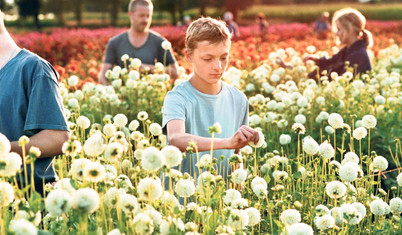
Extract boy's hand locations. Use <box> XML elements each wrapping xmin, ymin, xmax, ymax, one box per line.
<box><xmin>226</xmin><ymin>125</ymin><xmax>259</xmax><ymax>149</ymax></box>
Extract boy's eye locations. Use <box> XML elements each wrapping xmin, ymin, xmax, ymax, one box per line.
<box><xmin>203</xmin><ymin>58</ymin><xmax>212</xmax><ymax>61</ymax></box>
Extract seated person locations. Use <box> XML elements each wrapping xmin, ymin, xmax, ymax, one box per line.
<box><xmin>98</xmin><ymin>0</ymin><xmax>178</xmax><ymax>84</ymax></box>
<box><xmin>314</xmin><ymin>11</ymin><xmax>331</xmax><ymax>37</ymax></box>
<box><xmin>162</xmin><ymin>17</ymin><xmax>259</xmax><ymax>179</ymax></box>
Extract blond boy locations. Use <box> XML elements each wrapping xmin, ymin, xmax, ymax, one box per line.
<box><xmin>162</xmin><ymin>17</ymin><xmax>259</xmax><ymax>177</ymax></box>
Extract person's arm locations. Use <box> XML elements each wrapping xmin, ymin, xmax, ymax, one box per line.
<box><xmin>10</xmin><ymin>130</ymin><xmax>70</xmax><ymax>158</ymax></box>
<box><xmin>98</xmin><ymin>62</ymin><xmax>113</xmax><ymax>85</ymax></box>
<box><xmin>167</xmin><ymin>119</ymin><xmax>259</xmax><ymax>152</ymax></box>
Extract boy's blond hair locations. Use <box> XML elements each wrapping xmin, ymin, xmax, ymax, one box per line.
<box><xmin>185</xmin><ymin>17</ymin><xmax>231</xmax><ymax>54</ymax></box>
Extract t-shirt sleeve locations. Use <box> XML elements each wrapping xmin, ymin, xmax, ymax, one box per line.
<box><xmin>104</xmin><ymin>39</ymin><xmax>116</xmax><ymax>65</ymax></box>
<box><xmin>241</xmin><ymin>96</ymin><xmax>249</xmax><ymax>126</ymax></box>
<box><xmin>24</xmin><ymin>70</ymin><xmax>68</xmax><ymax>133</ymax></box>
<box><xmin>162</xmin><ymin>91</ymin><xmax>186</xmax><ymax>128</ymax></box>
<box><xmin>346</xmin><ymin>50</ymin><xmax>371</xmax><ymax>74</ymax></box>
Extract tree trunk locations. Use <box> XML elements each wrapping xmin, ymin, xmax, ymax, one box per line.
<box><xmin>110</xmin><ymin>0</ymin><xmax>120</xmax><ymax>26</ymax></box>
<box><xmin>199</xmin><ymin>0</ymin><xmax>207</xmax><ymax>16</ymax></box>
<box><xmin>74</xmin><ymin>0</ymin><xmax>83</xmax><ymax>26</ymax></box>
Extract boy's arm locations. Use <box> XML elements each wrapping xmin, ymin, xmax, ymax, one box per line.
<box><xmin>167</xmin><ymin>119</ymin><xmax>259</xmax><ymax>152</ymax></box>
<box><xmin>10</xmin><ymin>130</ymin><xmax>70</xmax><ymax>159</ymax></box>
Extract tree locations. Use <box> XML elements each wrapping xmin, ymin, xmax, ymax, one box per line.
<box><xmin>109</xmin><ymin>0</ymin><xmax>120</xmax><ymax>26</ymax></box>
<box><xmin>74</xmin><ymin>0</ymin><xmax>84</xmax><ymax>26</ymax></box>
<box><xmin>42</xmin><ymin>0</ymin><xmax>68</xmax><ymax>26</ymax></box>
<box><xmin>15</xmin><ymin>0</ymin><xmax>41</xmax><ymax>29</ymax></box>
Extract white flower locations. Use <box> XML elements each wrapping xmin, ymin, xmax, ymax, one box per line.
<box><xmin>294</xmin><ymin>114</ymin><xmax>306</xmax><ymax>124</ymax></box>
<box><xmin>68</xmin><ymin>75</ymin><xmax>79</xmax><ymax>87</ymax></box>
<box><xmin>175</xmin><ymin>179</ymin><xmax>195</xmax><ymax>198</ymax></box>
<box><xmin>303</xmin><ymin>136</ymin><xmax>319</xmax><ymax>155</ymax></box>
<box><xmin>273</xmin><ymin>170</ymin><xmax>288</xmax><ymax>182</ymax></box>
<box><xmin>249</xmin><ymin>130</ymin><xmax>265</xmax><ymax>148</ymax></box>
<box><xmin>68</xmin><ymin>98</ymin><xmax>79</xmax><ymax>108</ymax></box>
<box><xmin>297</xmin><ymin>97</ymin><xmax>308</xmax><ymax>108</ymax></box>
<box><xmin>161</xmin><ymin>40</ymin><xmax>172</xmax><ymax>50</ymax></box>
<box><xmin>280</xmin><ymin>209</ymin><xmax>301</xmax><ymax>226</ymax></box>
<box><xmin>232</xmin><ymin>168</ymin><xmax>248</xmax><ymax>184</ymax></box>
<box><xmin>45</xmin><ymin>189</ymin><xmax>71</xmax><ymax>217</ymax></box>
<box><xmin>149</xmin><ymin>123</ymin><xmax>162</xmax><ymax>136</ymax></box>
<box><xmin>375</xmin><ymin>95</ymin><xmax>385</xmax><ymax>104</ymax></box>
<box><xmin>54</xmin><ymin>178</ymin><xmax>76</xmax><ymax>194</ymax></box>
<box><xmin>325</xmin><ymin>125</ymin><xmax>334</xmax><ymax>134</ymax></box>
<box><xmin>121</xmin><ymin>54</ymin><xmax>129</xmax><ymax>62</ymax></box>
<box><xmin>245</xmin><ymin>207</ymin><xmax>261</xmax><ymax>226</ymax></box>
<box><xmin>161</xmin><ymin>145</ymin><xmax>182</xmax><ymax>168</ymax></box>
<box><xmin>83</xmin><ymin>131</ymin><xmax>105</xmax><ymax>157</ymax></box>
<box><xmin>104</xmin><ymin>187</ymin><xmax>126</xmax><ymax>208</ymax></box>
<box><xmin>133</xmin><ymin>213</ymin><xmax>154</xmax><ymax>234</ymax></box>
<box><xmin>279</xmin><ymin>134</ymin><xmax>291</xmax><ymax>145</ymax></box>
<box><xmin>251</xmin><ymin>177</ymin><xmax>267</xmax><ymax>190</ymax></box>
<box><xmin>373</xmin><ymin>156</ymin><xmax>388</xmax><ymax>171</ymax></box>
<box><xmin>137</xmin><ymin>177</ymin><xmax>162</xmax><ymax>201</ymax></box>
<box><xmin>228</xmin><ymin>209</ymin><xmax>249</xmax><ymax>229</ymax></box>
<box><xmin>9</xmin><ymin>219</ymin><xmax>37</xmax><ymax>235</ymax></box>
<box><xmin>137</xmin><ymin>111</ymin><xmax>148</xmax><ymax>121</ymax></box>
<box><xmin>120</xmin><ymin>194</ymin><xmax>138</xmax><ymax>214</ymax></box>
<box><xmin>195</xmin><ymin>154</ymin><xmax>212</xmax><ymax>168</ymax></box>
<box><xmin>83</xmin><ymin>161</ymin><xmax>106</xmax><ymax>183</ymax></box>
<box><xmin>288</xmin><ymin>222</ymin><xmax>314</xmax><ymax>235</ymax></box>
<box><xmin>306</xmin><ymin>45</ymin><xmax>316</xmax><ymax>53</ymax></box>
<box><xmin>131</xmin><ymin>58</ymin><xmax>142</xmax><ymax>69</ymax></box>
<box><xmin>292</xmin><ymin>123</ymin><xmax>305</xmax><ymax>134</ymax></box>
<box><xmin>128</xmin><ymin>70</ymin><xmax>140</xmax><ymax>81</ymax></box>
<box><xmin>370</xmin><ymin>199</ymin><xmax>387</xmax><ymax>216</ymax></box>
<box><xmin>128</xmin><ymin>120</ymin><xmax>140</xmax><ymax>131</ymax></box>
<box><xmin>104</xmin><ymin>142</ymin><xmax>124</xmax><ymax>163</ymax></box>
<box><xmin>212</xmin><ymin>122</ymin><xmax>222</xmax><ymax>134</ymax></box>
<box><xmin>107</xmin><ymin>229</ymin><xmax>122</xmax><ymax>235</ymax></box>
<box><xmin>326</xmin><ymin>181</ymin><xmax>347</xmax><ymax>199</ymax></box>
<box><xmin>362</xmin><ymin>115</ymin><xmax>377</xmax><ymax>129</ymax></box>
<box><xmin>341</xmin><ymin>204</ymin><xmax>362</xmax><ymax>225</ymax></box>
<box><xmin>0</xmin><ymin>133</ymin><xmax>11</xmax><ymax>157</ymax></box>
<box><xmin>0</xmin><ymin>181</ymin><xmax>14</xmax><ymax>206</ymax></box>
<box><xmin>223</xmin><ymin>189</ymin><xmax>241</xmax><ymax>205</ymax></box>
<box><xmin>389</xmin><ymin>197</ymin><xmax>402</xmax><ymax>214</ymax></box>
<box><xmin>231</xmin><ymin>198</ymin><xmax>248</xmax><ymax>209</ymax></box>
<box><xmin>397</xmin><ymin>173</ymin><xmax>402</xmax><ymax>186</ymax></box>
<box><xmin>160</xmin><ymin>216</ymin><xmax>184</xmax><ymax>235</ymax></box>
<box><xmin>0</xmin><ymin>152</ymin><xmax>22</xmax><ymax>177</ymax></box>
<box><xmin>315</xmin><ymin>214</ymin><xmax>334</xmax><ymax>230</ymax></box>
<box><xmin>249</xmin><ymin>114</ymin><xmax>261</xmax><ymax>126</ymax></box>
<box><xmin>270</xmin><ymin>73</ymin><xmax>280</xmax><ymax>82</ymax></box>
<box><xmin>114</xmin><ymin>114</ymin><xmax>128</xmax><ymax>128</ymax></box>
<box><xmin>352</xmin><ymin>202</ymin><xmax>366</xmax><ymax>218</ymax></box>
<box><xmin>103</xmin><ymin>123</ymin><xmax>117</xmax><ymax>137</ymax></box>
<box><xmin>141</xmin><ymin>147</ymin><xmax>165</xmax><ymax>172</ymax></box>
<box><xmin>253</xmin><ymin>184</ymin><xmax>268</xmax><ymax>198</ymax></box>
<box><xmin>353</xmin><ymin>127</ymin><xmax>367</xmax><ymax>140</ymax></box>
<box><xmin>315</xmin><ymin>205</ymin><xmax>330</xmax><ymax>216</ymax></box>
<box><xmin>70</xmin><ymin>158</ymin><xmax>91</xmax><ymax>181</ymax></box>
<box><xmin>339</xmin><ymin>163</ymin><xmax>359</xmax><ymax>182</ymax></box>
<box><xmin>71</xmin><ymin>188</ymin><xmax>100</xmax><ymax>214</ymax></box>
<box><xmin>342</xmin><ymin>152</ymin><xmax>359</xmax><ymax>165</ymax></box>
<box><xmin>328</xmin><ymin>113</ymin><xmax>344</xmax><ymax>129</ymax></box>
<box><xmin>318</xmin><ymin>141</ymin><xmax>335</xmax><ymax>160</ymax></box>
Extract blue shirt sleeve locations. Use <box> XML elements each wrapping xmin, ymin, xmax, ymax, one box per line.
<box><xmin>24</xmin><ymin>71</ymin><xmax>68</xmax><ymax>133</ymax></box>
<box><xmin>104</xmin><ymin>39</ymin><xmax>117</xmax><ymax>65</ymax></box>
<box><xmin>162</xmin><ymin>91</ymin><xmax>186</xmax><ymax>128</ymax></box>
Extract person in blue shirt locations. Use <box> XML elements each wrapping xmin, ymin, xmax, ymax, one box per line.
<box><xmin>224</xmin><ymin>11</ymin><xmax>240</xmax><ymax>38</ymax></box>
<box><xmin>314</xmin><ymin>12</ymin><xmax>331</xmax><ymax>37</ymax></box>
<box><xmin>0</xmin><ymin>10</ymin><xmax>69</xmax><ymax>196</ymax></box>
<box><xmin>162</xmin><ymin>17</ymin><xmax>259</xmax><ymax>179</ymax></box>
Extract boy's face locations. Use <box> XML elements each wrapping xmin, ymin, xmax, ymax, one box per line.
<box><xmin>187</xmin><ymin>39</ymin><xmax>230</xmax><ymax>85</ymax></box>
<box><xmin>129</xmin><ymin>5</ymin><xmax>152</xmax><ymax>33</ymax></box>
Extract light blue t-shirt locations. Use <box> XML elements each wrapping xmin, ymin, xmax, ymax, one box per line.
<box><xmin>162</xmin><ymin>80</ymin><xmax>248</xmax><ymax>178</ymax></box>
<box><xmin>0</xmin><ymin>49</ymin><xmax>68</xmax><ymax>188</ymax></box>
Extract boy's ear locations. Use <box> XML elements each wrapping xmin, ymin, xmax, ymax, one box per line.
<box><xmin>185</xmin><ymin>50</ymin><xmax>192</xmax><ymax>63</ymax></box>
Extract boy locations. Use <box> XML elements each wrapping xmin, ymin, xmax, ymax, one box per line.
<box><xmin>0</xmin><ymin>10</ymin><xmax>69</xmax><ymax>196</ymax></box>
<box><xmin>162</xmin><ymin>17</ymin><xmax>259</xmax><ymax>178</ymax></box>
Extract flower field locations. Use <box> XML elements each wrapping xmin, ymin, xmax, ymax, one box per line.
<box><xmin>1</xmin><ymin>21</ymin><xmax>402</xmax><ymax>234</ymax></box>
